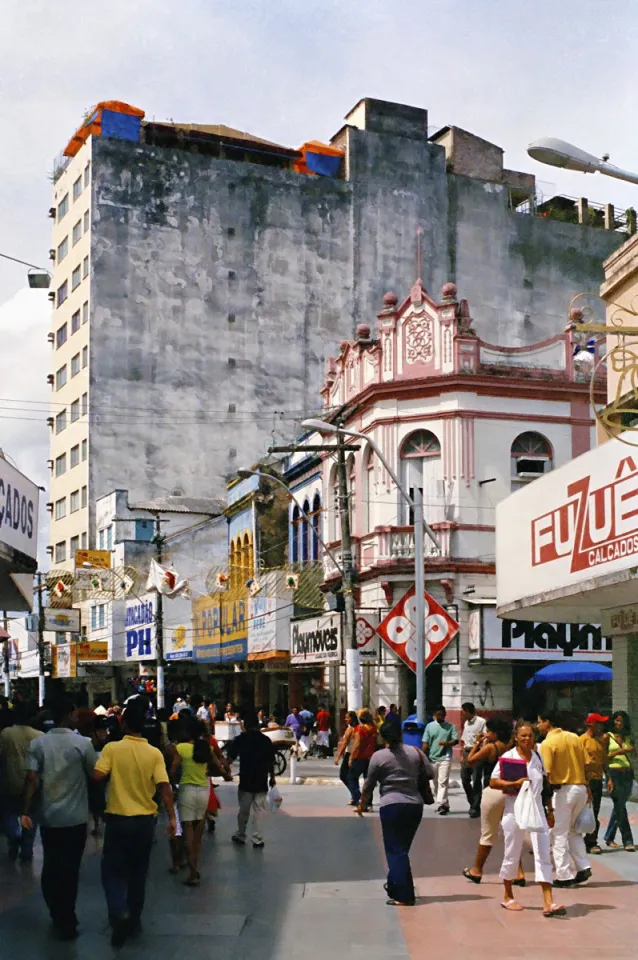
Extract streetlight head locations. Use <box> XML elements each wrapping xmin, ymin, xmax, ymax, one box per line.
<box><xmin>302</xmin><ymin>418</ymin><xmax>338</xmax><ymax>434</ymax></box>
<box><xmin>27</xmin><ymin>268</ymin><xmax>51</xmax><ymax>289</ymax></box>
<box><xmin>527</xmin><ymin>137</ymin><xmax>601</xmax><ymax>174</ymax></box>
<box><xmin>236</xmin><ymin>469</ymin><xmax>257</xmax><ymax>480</ymax></box>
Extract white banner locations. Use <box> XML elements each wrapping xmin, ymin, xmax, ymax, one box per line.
<box><xmin>356</xmin><ymin>614</ymin><xmax>380</xmax><ymax>662</ymax></box>
<box><xmin>44</xmin><ymin>608</ymin><xmax>80</xmax><ymax>633</ymax></box>
<box><xmin>290</xmin><ymin>613</ymin><xmax>342</xmax><ymax>665</ymax></box>
<box><xmin>0</xmin><ymin>458</ymin><xmax>39</xmax><ymax>561</ymax></box>
<box><xmin>248</xmin><ymin>571</ymin><xmax>291</xmax><ymax>656</ymax></box>
<box><xmin>481</xmin><ymin>606</ymin><xmax>611</xmax><ymax>661</ymax></box>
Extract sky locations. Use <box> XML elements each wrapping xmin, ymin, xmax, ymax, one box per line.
<box><xmin>1</xmin><ymin>0</ymin><xmax>635</xmax><ymax>529</ymax></box>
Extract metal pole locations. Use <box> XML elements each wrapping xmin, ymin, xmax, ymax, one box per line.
<box><xmin>37</xmin><ymin>573</ymin><xmax>46</xmax><ymax>707</ymax></box>
<box><xmin>414</xmin><ymin>490</ymin><xmax>426</xmax><ymax>725</ymax></box>
<box><xmin>154</xmin><ymin>518</ymin><xmax>165</xmax><ymax>708</ymax></box>
<box><xmin>336</xmin><ymin>427</ymin><xmax>362</xmax><ymax>711</ymax></box>
<box><xmin>2</xmin><ymin>611</ymin><xmax>9</xmax><ymax>699</ymax></box>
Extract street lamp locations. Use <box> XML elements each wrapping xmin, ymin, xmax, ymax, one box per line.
<box><xmin>527</xmin><ymin>138</ymin><xmax>638</xmax><ymax>186</ymax></box>
<box><xmin>0</xmin><ymin>252</ymin><xmax>51</xmax><ymax>288</ymax></box>
<box><xmin>302</xmin><ymin>418</ymin><xmax>440</xmax><ymax>724</ymax></box>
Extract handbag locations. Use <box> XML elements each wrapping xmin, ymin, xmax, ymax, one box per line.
<box><xmin>413</xmin><ymin>747</ymin><xmax>435</xmax><ymax>805</ymax></box>
<box><xmin>514</xmin><ymin>781</ymin><xmax>545</xmax><ymax>832</ymax></box>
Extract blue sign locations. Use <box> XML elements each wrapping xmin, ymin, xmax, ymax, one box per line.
<box><xmin>125</xmin><ymin>598</ymin><xmax>155</xmax><ymax>660</ymax></box>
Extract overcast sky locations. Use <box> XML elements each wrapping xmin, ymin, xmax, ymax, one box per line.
<box><xmin>1</xmin><ymin>0</ymin><xmax>635</xmax><ymax>509</ymax></box>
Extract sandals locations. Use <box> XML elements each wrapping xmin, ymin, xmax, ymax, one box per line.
<box><xmin>543</xmin><ymin>903</ymin><xmax>566</xmax><ymax>918</ymax></box>
<box><xmin>589</xmin><ymin>845</ymin><xmax>602</xmax><ymax>855</ymax></box>
<box><xmin>463</xmin><ymin>867</ymin><xmax>482</xmax><ymax>884</ymax></box>
<box><xmin>501</xmin><ymin>900</ymin><xmax>524</xmax><ymax>912</ymax></box>
<box><xmin>386</xmin><ymin>899</ymin><xmax>415</xmax><ymax>907</ymax></box>
<box><xmin>606</xmin><ymin>840</ymin><xmax>621</xmax><ymax>849</ymax></box>
<box><xmin>624</xmin><ymin>844</ymin><xmax>636</xmax><ymax>852</ymax></box>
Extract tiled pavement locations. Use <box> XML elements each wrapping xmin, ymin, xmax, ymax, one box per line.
<box><xmin>0</xmin><ymin>781</ymin><xmax>637</xmax><ymax>959</ymax></box>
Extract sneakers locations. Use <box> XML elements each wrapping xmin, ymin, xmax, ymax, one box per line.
<box><xmin>573</xmin><ymin>868</ymin><xmax>592</xmax><ymax>885</ymax></box>
<box><xmin>253</xmin><ymin>840</ymin><xmax>265</xmax><ymax>849</ymax></box>
<box><xmin>437</xmin><ymin>805</ymin><xmax>449</xmax><ymax>816</ymax></box>
<box><xmin>553</xmin><ymin>878</ymin><xmax>576</xmax><ymax>889</ymax></box>
<box><xmin>231</xmin><ymin>835</ymin><xmax>246</xmax><ymax>845</ymax></box>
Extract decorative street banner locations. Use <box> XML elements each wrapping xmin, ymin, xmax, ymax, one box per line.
<box><xmin>290</xmin><ymin>613</ymin><xmax>342</xmax><ymax>665</ymax></box>
<box><xmin>376</xmin><ymin>588</ymin><xmax>459</xmax><ymax>673</ymax></box>
<box><xmin>356</xmin><ymin>614</ymin><xmax>380</xmax><ymax>662</ymax></box>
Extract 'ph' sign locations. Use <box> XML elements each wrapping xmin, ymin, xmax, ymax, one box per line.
<box><xmin>125</xmin><ymin>598</ymin><xmax>155</xmax><ymax>659</ymax></box>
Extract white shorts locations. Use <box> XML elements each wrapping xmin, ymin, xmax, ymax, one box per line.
<box><xmin>178</xmin><ymin>784</ymin><xmax>209</xmax><ymax>822</ymax></box>
<box><xmin>316</xmin><ymin>731</ymin><xmax>329</xmax><ymax>747</ymax></box>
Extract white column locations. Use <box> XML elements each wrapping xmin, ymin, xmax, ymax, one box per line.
<box><xmin>612</xmin><ymin>634</ymin><xmax>638</xmax><ymax>736</ymax></box>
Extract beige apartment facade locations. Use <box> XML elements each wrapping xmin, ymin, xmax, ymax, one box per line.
<box><xmin>48</xmin><ymin>141</ymin><xmax>92</xmax><ymax>567</ymax></box>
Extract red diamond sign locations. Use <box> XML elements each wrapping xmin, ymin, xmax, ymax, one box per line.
<box><xmin>377</xmin><ymin>587</ymin><xmax>459</xmax><ymax>673</ymax></box>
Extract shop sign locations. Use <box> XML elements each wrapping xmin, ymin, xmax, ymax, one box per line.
<box><xmin>290</xmin><ymin>613</ymin><xmax>342</xmax><ymax>665</ymax></box>
<box><xmin>44</xmin><ymin>607</ymin><xmax>81</xmax><ymax>633</ymax></box>
<box><xmin>124</xmin><ymin>595</ymin><xmax>156</xmax><ymax>660</ymax></box>
<box><xmin>602</xmin><ymin>604</ymin><xmax>638</xmax><ymax>637</ymax></box>
<box><xmin>75</xmin><ymin>549</ymin><xmax>111</xmax><ymax>570</ymax></box>
<box><xmin>0</xmin><ymin>458</ymin><xmax>38</xmax><ymax>561</ymax></box>
<box><xmin>376</xmin><ymin>588</ymin><xmax>458</xmax><ymax>674</ymax></box>
<box><xmin>192</xmin><ymin>594</ymin><xmax>248</xmax><ymax>663</ymax></box>
<box><xmin>165</xmin><ymin>596</ymin><xmax>194</xmax><ymax>661</ymax></box>
<box><xmin>479</xmin><ymin>606</ymin><xmax>611</xmax><ymax>661</ymax></box>
<box><xmin>52</xmin><ymin>643</ymin><xmax>77</xmax><ymax>678</ymax></box>
<box><xmin>77</xmin><ymin>641</ymin><xmax>109</xmax><ymax>662</ymax></box>
<box><xmin>356</xmin><ymin>614</ymin><xmax>380</xmax><ymax>662</ymax></box>
<box><xmin>248</xmin><ymin>572</ymin><xmax>291</xmax><ymax>657</ymax></box>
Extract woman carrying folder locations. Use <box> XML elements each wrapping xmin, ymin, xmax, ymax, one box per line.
<box><xmin>490</xmin><ymin>722</ymin><xmax>565</xmax><ymax>918</ymax></box>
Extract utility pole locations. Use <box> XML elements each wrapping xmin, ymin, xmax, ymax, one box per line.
<box><xmin>153</xmin><ymin>517</ymin><xmax>167</xmax><ymax>708</ymax></box>
<box><xmin>413</xmin><ymin>490</ymin><xmax>426</xmax><ymax>724</ymax></box>
<box><xmin>336</xmin><ymin>423</ymin><xmax>362</xmax><ymax>711</ymax></box>
<box><xmin>37</xmin><ymin>572</ymin><xmax>46</xmax><ymax>707</ymax></box>
<box><xmin>2</xmin><ymin>611</ymin><xmax>9</xmax><ymax>699</ymax></box>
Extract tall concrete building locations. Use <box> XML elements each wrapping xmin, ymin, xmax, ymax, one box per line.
<box><xmin>47</xmin><ymin>97</ymin><xmax>625</xmax><ymax>564</ymax></box>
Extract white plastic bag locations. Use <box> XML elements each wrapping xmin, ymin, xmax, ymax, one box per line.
<box><xmin>574</xmin><ymin>803</ymin><xmax>596</xmax><ymax>835</ymax></box>
<box><xmin>514</xmin><ymin>781</ymin><xmax>545</xmax><ymax>832</ymax></box>
<box><xmin>268</xmin><ymin>785</ymin><xmax>283</xmax><ymax>812</ymax></box>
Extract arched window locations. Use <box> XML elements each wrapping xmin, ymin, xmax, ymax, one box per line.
<box><xmin>511</xmin><ymin>432</ymin><xmax>553</xmax><ymax>489</ymax></box>
<box><xmin>229</xmin><ymin>540</ymin><xmax>235</xmax><ymax>588</ymax></box>
<box><xmin>400</xmin><ymin>429</ymin><xmax>442</xmax><ymax>525</ymax></box>
<box><xmin>291</xmin><ymin>505</ymin><xmax>300</xmax><ymax>563</ymax></box>
<box><xmin>242</xmin><ymin>533</ymin><xmax>252</xmax><ymax>579</ymax></box>
<box><xmin>301</xmin><ymin>500</ymin><xmax>311</xmax><ymax>563</ymax></box>
<box><xmin>311</xmin><ymin>493</ymin><xmax>322</xmax><ymax>561</ymax></box>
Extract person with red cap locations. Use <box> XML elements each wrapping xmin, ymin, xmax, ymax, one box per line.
<box><xmin>579</xmin><ymin>713</ymin><xmax>609</xmax><ymax>855</ymax></box>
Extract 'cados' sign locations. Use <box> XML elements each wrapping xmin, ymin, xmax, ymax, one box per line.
<box><xmin>0</xmin><ymin>459</ymin><xmax>39</xmax><ymax>561</ymax></box>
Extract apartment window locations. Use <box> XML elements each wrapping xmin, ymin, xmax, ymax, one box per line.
<box><xmin>55</xmin><ymin>453</ymin><xmax>66</xmax><ymax>477</ymax></box>
<box><xmin>70</xmin><ymin>444</ymin><xmax>80</xmax><ymax>468</ymax></box>
<box><xmin>82</xmin><ymin>256</ymin><xmax>89</xmax><ymax>279</ymax></box>
<box><xmin>55</xmin><ymin>541</ymin><xmax>66</xmax><ymax>563</ymax></box>
<box><xmin>511</xmin><ymin>432</ymin><xmax>554</xmax><ymax>490</ymax></box>
<box><xmin>81</xmin><ymin>532</ymin><xmax>87</xmax><ymax>549</ymax></box>
<box><xmin>71</xmin><ymin>309</ymin><xmax>80</xmax><ymax>334</ymax></box>
<box><xmin>70</xmin><ymin>399</ymin><xmax>80</xmax><ymax>423</ymax></box>
<box><xmin>82</xmin><ymin>346</ymin><xmax>88</xmax><ymax>369</ymax></box>
<box><xmin>84</xmin><ymin>162</ymin><xmax>90</xmax><ymax>187</ymax></box>
<box><xmin>55</xmin><ymin>409</ymin><xmax>66</xmax><ymax>433</ymax></box>
<box><xmin>57</xmin><ymin>194</ymin><xmax>69</xmax><ymax>221</ymax></box>
<box><xmin>55</xmin><ymin>498</ymin><xmax>66</xmax><ymax>520</ymax></box>
<box><xmin>81</xmin><ymin>486</ymin><xmax>87</xmax><ymax>508</ymax></box>
<box><xmin>90</xmin><ymin>606</ymin><xmax>96</xmax><ymax>630</ymax></box>
<box><xmin>57</xmin><ymin>237</ymin><xmax>68</xmax><ymax>263</ymax></box>
<box><xmin>82</xmin><ymin>301</ymin><xmax>89</xmax><ymax>324</ymax></box>
<box><xmin>70</xmin><ymin>535</ymin><xmax>79</xmax><ymax>556</ymax></box>
<box><xmin>98</xmin><ymin>529</ymin><xmax>105</xmax><ymax>550</ymax></box>
<box><xmin>81</xmin><ymin>392</ymin><xmax>88</xmax><ymax>416</ymax></box>
<box><xmin>56</xmin><ymin>323</ymin><xmax>67</xmax><ymax>348</ymax></box>
<box><xmin>56</xmin><ymin>280</ymin><xmax>68</xmax><ymax>307</ymax></box>
<box><xmin>71</xmin><ymin>265</ymin><xmax>81</xmax><ymax>290</ymax></box>
<box><xmin>55</xmin><ymin>365</ymin><xmax>67</xmax><ymax>390</ymax></box>
<box><xmin>97</xmin><ymin>605</ymin><xmax>105</xmax><ymax>629</ymax></box>
<box><xmin>72</xmin><ymin>220</ymin><xmax>82</xmax><ymax>246</ymax></box>
<box><xmin>81</xmin><ymin>439</ymin><xmax>87</xmax><ymax>461</ymax></box>
<box><xmin>106</xmin><ymin>525</ymin><xmax>113</xmax><ymax>550</ymax></box>
<box><xmin>135</xmin><ymin>519</ymin><xmax>154</xmax><ymax>542</ymax></box>
<box><xmin>84</xmin><ymin>210</ymin><xmax>90</xmax><ymax>233</ymax></box>
<box><xmin>72</xmin><ymin>176</ymin><xmax>82</xmax><ymax>202</ymax></box>
<box><xmin>71</xmin><ymin>353</ymin><xmax>80</xmax><ymax>378</ymax></box>
<box><xmin>70</xmin><ymin>490</ymin><xmax>80</xmax><ymax>513</ymax></box>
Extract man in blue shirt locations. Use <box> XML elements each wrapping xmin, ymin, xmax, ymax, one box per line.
<box><xmin>422</xmin><ymin>705</ymin><xmax>458</xmax><ymax>815</ymax></box>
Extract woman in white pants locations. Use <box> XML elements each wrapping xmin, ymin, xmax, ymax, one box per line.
<box><xmin>490</xmin><ymin>723</ymin><xmax>565</xmax><ymax>918</ymax></box>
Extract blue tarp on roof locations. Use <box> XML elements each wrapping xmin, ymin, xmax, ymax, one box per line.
<box><xmin>305</xmin><ymin>151</ymin><xmax>342</xmax><ymax>177</ymax></box>
<box><xmin>100</xmin><ymin>110</ymin><xmax>141</xmax><ymax>143</ymax></box>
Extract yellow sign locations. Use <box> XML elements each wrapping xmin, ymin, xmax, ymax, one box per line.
<box><xmin>193</xmin><ymin>588</ymin><xmax>248</xmax><ymax>663</ymax></box>
<box><xmin>76</xmin><ymin>641</ymin><xmax>109</xmax><ymax>662</ymax></box>
<box><xmin>75</xmin><ymin>550</ymin><xmax>111</xmax><ymax>570</ymax></box>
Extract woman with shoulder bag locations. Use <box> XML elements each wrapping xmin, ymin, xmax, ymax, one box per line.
<box><xmin>357</xmin><ymin>720</ymin><xmax>433</xmax><ymax>907</ymax></box>
<box><xmin>168</xmin><ymin>718</ymin><xmax>212</xmax><ymax>886</ymax></box>
<box><xmin>604</xmin><ymin>711</ymin><xmax>636</xmax><ymax>851</ymax></box>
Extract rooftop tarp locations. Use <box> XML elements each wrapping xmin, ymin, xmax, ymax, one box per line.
<box><xmin>294</xmin><ymin>140</ymin><xmax>344</xmax><ymax>177</ymax></box>
<box><xmin>64</xmin><ymin>101</ymin><xmax>145</xmax><ymax>157</ymax></box>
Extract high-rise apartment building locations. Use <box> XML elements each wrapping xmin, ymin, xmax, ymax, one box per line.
<box><xmin>47</xmin><ymin>98</ymin><xmax>625</xmax><ymax>565</ymax></box>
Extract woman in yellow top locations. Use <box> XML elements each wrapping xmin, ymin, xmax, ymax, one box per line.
<box><xmin>168</xmin><ymin>718</ymin><xmax>212</xmax><ymax>885</ymax></box>
<box><xmin>604</xmin><ymin>711</ymin><xmax>636</xmax><ymax>851</ymax></box>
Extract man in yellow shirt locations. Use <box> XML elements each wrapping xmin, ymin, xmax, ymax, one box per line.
<box><xmin>579</xmin><ymin>713</ymin><xmax>608</xmax><ymax>855</ymax></box>
<box><xmin>538</xmin><ymin>710</ymin><xmax>591</xmax><ymax>888</ymax></box>
<box><xmin>94</xmin><ymin>701</ymin><xmax>176</xmax><ymax>947</ymax></box>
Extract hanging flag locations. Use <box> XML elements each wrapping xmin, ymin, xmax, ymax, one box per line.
<box><xmin>215</xmin><ymin>572</ymin><xmax>229</xmax><ymax>591</ymax></box>
<box><xmin>376</xmin><ymin>587</ymin><xmax>459</xmax><ymax>674</ymax></box>
<box><xmin>285</xmin><ymin>573</ymin><xmax>299</xmax><ymax>590</ymax></box>
<box><xmin>146</xmin><ymin>559</ymin><xmax>190</xmax><ymax>599</ymax></box>
<box><xmin>53</xmin><ymin>580</ymin><xmax>71</xmax><ymax>599</ymax></box>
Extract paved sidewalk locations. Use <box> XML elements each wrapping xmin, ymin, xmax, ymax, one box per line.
<box><xmin>0</xmin><ymin>781</ymin><xmax>637</xmax><ymax>959</ymax></box>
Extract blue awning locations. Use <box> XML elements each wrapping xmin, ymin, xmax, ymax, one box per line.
<box><xmin>526</xmin><ymin>661</ymin><xmax>612</xmax><ymax>688</ymax></box>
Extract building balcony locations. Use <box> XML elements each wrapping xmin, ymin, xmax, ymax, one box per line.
<box><xmin>323</xmin><ymin>524</ymin><xmax>452</xmax><ymax>580</ymax></box>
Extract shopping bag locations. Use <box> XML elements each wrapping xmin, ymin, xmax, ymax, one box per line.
<box><xmin>207</xmin><ymin>782</ymin><xmax>221</xmax><ymax>815</ymax></box>
<box><xmin>514</xmin><ymin>781</ymin><xmax>545</xmax><ymax>832</ymax></box>
<box><xmin>574</xmin><ymin>803</ymin><xmax>596</xmax><ymax>835</ymax></box>
<box><xmin>268</xmin><ymin>785</ymin><xmax>283</xmax><ymax>812</ymax></box>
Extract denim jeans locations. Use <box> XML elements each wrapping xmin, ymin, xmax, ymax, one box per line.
<box><xmin>379</xmin><ymin>803</ymin><xmax>423</xmax><ymax>904</ymax></box>
<box><xmin>4</xmin><ymin>812</ymin><xmax>36</xmax><ymax>861</ymax></box>
<box><xmin>604</xmin><ymin>769</ymin><xmax>634</xmax><ymax>847</ymax></box>
<box><xmin>101</xmin><ymin>815</ymin><xmax>155</xmax><ymax>922</ymax></box>
<box><xmin>461</xmin><ymin>753</ymin><xmax>483</xmax><ymax>814</ymax></box>
<box><xmin>40</xmin><ymin>824</ymin><xmax>87</xmax><ymax>932</ymax></box>
<box><xmin>584</xmin><ymin>778</ymin><xmax>603</xmax><ymax>850</ymax></box>
<box><xmin>347</xmin><ymin>758</ymin><xmax>370</xmax><ymax>805</ymax></box>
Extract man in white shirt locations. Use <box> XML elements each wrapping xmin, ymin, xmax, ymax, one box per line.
<box><xmin>460</xmin><ymin>702</ymin><xmax>487</xmax><ymax>818</ymax></box>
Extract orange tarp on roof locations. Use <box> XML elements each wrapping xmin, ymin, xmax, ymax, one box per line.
<box><xmin>64</xmin><ymin>101</ymin><xmax>145</xmax><ymax>157</ymax></box>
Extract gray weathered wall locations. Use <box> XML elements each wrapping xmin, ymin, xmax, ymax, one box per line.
<box><xmin>88</xmin><ymin>131</ymin><xmax>623</xmax><ymax>506</ymax></box>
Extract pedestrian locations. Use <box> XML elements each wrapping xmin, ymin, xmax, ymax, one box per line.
<box><xmin>335</xmin><ymin>710</ymin><xmax>360</xmax><ymax>804</ymax></box>
<box><xmin>257</xmin><ymin>708</ymin><xmax>269</xmax><ymax>730</ymax></box>
<box><xmin>462</xmin><ymin>717</ymin><xmax>525</xmax><ymax>884</ymax></box>
<box><xmin>225</xmin><ymin>702</ymin><xmax>239</xmax><ymax>721</ymax></box>
<box><xmin>460</xmin><ymin>701</ymin><xmax>487</xmax><ymax>819</ymax></box>
<box><xmin>285</xmin><ymin>706</ymin><xmax>302</xmax><ymax>739</ymax></box>
<box><xmin>0</xmin><ymin>700</ymin><xmax>42</xmax><ymax>861</ymax></box>
<box><xmin>89</xmin><ymin>717</ymin><xmax>109</xmax><ymax>837</ymax></box>
<box><xmin>349</xmin><ymin>709</ymin><xmax>379</xmax><ymax>810</ymax></box>
<box><xmin>206</xmin><ymin>729</ymin><xmax>232</xmax><ymax>833</ymax></box>
<box><xmin>490</xmin><ymin>722</ymin><xmax>564</xmax><ymax>917</ymax></box>
<box><xmin>422</xmin><ymin>705</ymin><xmax>459</xmax><ymax>815</ymax></box>
<box><xmin>386</xmin><ymin>704</ymin><xmax>400</xmax><ymax>724</ymax></box>
<box><xmin>358</xmin><ymin>719</ymin><xmax>433</xmax><ymax>906</ymax></box>
<box><xmin>22</xmin><ymin>696</ymin><xmax>97</xmax><ymax>940</ymax></box>
<box><xmin>579</xmin><ymin>712</ymin><xmax>609</xmax><ymax>855</ymax></box>
<box><xmin>604</xmin><ymin>710</ymin><xmax>636</xmax><ymax>852</ymax></box>
<box><xmin>537</xmin><ymin>709</ymin><xmax>591</xmax><ymax>887</ymax></box>
<box><xmin>226</xmin><ymin>709</ymin><xmax>276</xmax><ymax>849</ymax></box>
<box><xmin>168</xmin><ymin>717</ymin><xmax>212</xmax><ymax>886</ymax></box>
<box><xmin>315</xmin><ymin>705</ymin><xmax>331</xmax><ymax>758</ymax></box>
<box><xmin>194</xmin><ymin>696</ymin><xmax>210</xmax><ymax>728</ymax></box>
<box><xmin>299</xmin><ymin>704</ymin><xmax>315</xmax><ymax>754</ymax></box>
<box><xmin>93</xmin><ymin>701</ymin><xmax>177</xmax><ymax>947</ymax></box>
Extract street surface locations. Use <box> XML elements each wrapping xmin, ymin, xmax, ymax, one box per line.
<box><xmin>1</xmin><ymin>779</ymin><xmax>638</xmax><ymax>959</ymax></box>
